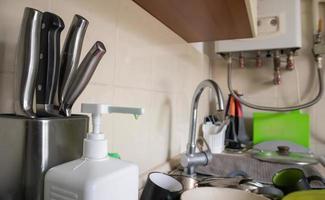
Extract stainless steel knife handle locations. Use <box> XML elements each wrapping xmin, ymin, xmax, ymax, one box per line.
<box><xmin>14</xmin><ymin>7</ymin><xmax>43</xmax><ymax>118</ymax></box>
<box><xmin>60</xmin><ymin>41</ymin><xmax>106</xmax><ymax>116</ymax></box>
<box><xmin>58</xmin><ymin>15</ymin><xmax>88</xmax><ymax>105</ymax></box>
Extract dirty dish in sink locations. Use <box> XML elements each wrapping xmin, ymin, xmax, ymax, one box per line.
<box><xmin>272</xmin><ymin>168</ymin><xmax>325</xmax><ymax>194</ymax></box>
<box><xmin>141</xmin><ymin>172</ymin><xmax>183</xmax><ymax>200</ymax></box>
<box><xmin>252</xmin><ymin>147</ymin><xmax>318</xmax><ymax>165</ymax></box>
<box><xmin>282</xmin><ymin>189</ymin><xmax>325</xmax><ymax>200</ymax></box>
<box><xmin>181</xmin><ymin>187</ymin><xmax>269</xmax><ymax>200</ymax></box>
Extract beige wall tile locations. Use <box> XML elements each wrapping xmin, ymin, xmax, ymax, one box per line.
<box><xmin>147</xmin><ymin>92</ymin><xmax>174</xmax><ymax>167</ymax></box>
<box><xmin>114</xmin><ymin>46</ymin><xmax>153</xmax><ymax>89</ymax></box>
<box><xmin>112</xmin><ymin>87</ymin><xmax>152</xmax><ymax>173</ymax></box>
<box><xmin>0</xmin><ymin>0</ymin><xmax>210</xmax><ymax>174</ymax></box>
<box><xmin>173</xmin><ymin>93</ymin><xmax>191</xmax><ymax>152</ymax></box>
<box><xmin>151</xmin><ymin>55</ymin><xmax>183</xmax><ymax>93</ymax></box>
<box><xmin>0</xmin><ymin>73</ymin><xmax>14</xmax><ymax>113</ymax></box>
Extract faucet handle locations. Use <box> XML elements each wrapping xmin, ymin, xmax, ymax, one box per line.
<box><xmin>180</xmin><ymin>150</ymin><xmax>212</xmax><ymax>175</ymax></box>
<box><xmin>197</xmin><ymin>137</ymin><xmax>213</xmax><ymax>162</ymax></box>
<box><xmin>197</xmin><ymin>137</ymin><xmax>211</xmax><ymax>154</ymax></box>
<box><xmin>180</xmin><ymin>137</ymin><xmax>213</xmax><ymax>174</ymax></box>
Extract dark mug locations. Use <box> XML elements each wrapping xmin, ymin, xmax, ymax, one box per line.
<box><xmin>140</xmin><ymin>172</ymin><xmax>183</xmax><ymax>200</ymax></box>
<box><xmin>272</xmin><ymin>168</ymin><xmax>325</xmax><ymax>194</ymax></box>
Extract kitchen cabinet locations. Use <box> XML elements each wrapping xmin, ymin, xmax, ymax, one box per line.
<box><xmin>133</xmin><ymin>0</ymin><xmax>257</xmax><ymax>42</ymax></box>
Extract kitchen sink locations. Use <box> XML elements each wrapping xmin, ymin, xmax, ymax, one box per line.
<box><xmin>195</xmin><ymin>153</ymin><xmax>323</xmax><ymax>183</ymax></box>
<box><xmin>167</xmin><ymin>152</ymin><xmax>324</xmax><ymax>199</ymax></box>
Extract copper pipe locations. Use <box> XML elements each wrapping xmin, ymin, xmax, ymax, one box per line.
<box><xmin>273</xmin><ymin>50</ymin><xmax>281</xmax><ymax>85</ymax></box>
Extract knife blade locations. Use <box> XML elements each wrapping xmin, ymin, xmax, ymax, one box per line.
<box><xmin>36</xmin><ymin>12</ymin><xmax>64</xmax><ymax>117</ymax></box>
<box><xmin>14</xmin><ymin>7</ymin><xmax>43</xmax><ymax>118</ymax></box>
<box><xmin>60</xmin><ymin>41</ymin><xmax>106</xmax><ymax>116</ymax></box>
<box><xmin>58</xmin><ymin>15</ymin><xmax>88</xmax><ymax>106</ymax></box>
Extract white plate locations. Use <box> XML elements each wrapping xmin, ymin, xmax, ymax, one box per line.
<box><xmin>181</xmin><ymin>187</ymin><xmax>269</xmax><ymax>200</ymax></box>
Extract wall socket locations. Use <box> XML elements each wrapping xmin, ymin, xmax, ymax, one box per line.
<box><xmin>258</xmin><ymin>16</ymin><xmax>279</xmax><ymax>35</ymax></box>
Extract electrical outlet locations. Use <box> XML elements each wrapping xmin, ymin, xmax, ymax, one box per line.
<box><xmin>257</xmin><ymin>16</ymin><xmax>280</xmax><ymax>35</ymax></box>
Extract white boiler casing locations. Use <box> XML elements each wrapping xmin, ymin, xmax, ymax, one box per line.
<box><xmin>215</xmin><ymin>0</ymin><xmax>302</xmax><ymax>53</ymax></box>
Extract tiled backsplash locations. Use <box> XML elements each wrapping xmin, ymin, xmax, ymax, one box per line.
<box><xmin>2</xmin><ymin>0</ymin><xmax>323</xmax><ymax>175</ymax></box>
<box><xmin>212</xmin><ymin>0</ymin><xmax>325</xmax><ymax>155</ymax></box>
<box><xmin>0</xmin><ymin>0</ymin><xmax>210</xmax><ymax>174</ymax></box>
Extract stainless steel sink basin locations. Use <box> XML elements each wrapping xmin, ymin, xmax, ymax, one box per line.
<box><xmin>196</xmin><ymin>153</ymin><xmax>322</xmax><ymax>183</ymax></box>
<box><xmin>168</xmin><ymin>152</ymin><xmax>324</xmax><ymax>200</ymax></box>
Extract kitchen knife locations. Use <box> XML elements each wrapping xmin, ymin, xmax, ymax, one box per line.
<box><xmin>36</xmin><ymin>12</ymin><xmax>65</xmax><ymax>117</ymax></box>
<box><xmin>58</xmin><ymin>15</ymin><xmax>88</xmax><ymax>105</ymax></box>
<box><xmin>14</xmin><ymin>7</ymin><xmax>43</xmax><ymax>118</ymax></box>
<box><xmin>60</xmin><ymin>41</ymin><xmax>106</xmax><ymax>116</ymax></box>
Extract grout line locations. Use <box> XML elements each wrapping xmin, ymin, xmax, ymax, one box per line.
<box><xmin>0</xmin><ymin>69</ymin><xmax>14</xmax><ymax>74</ymax></box>
<box><xmin>112</xmin><ymin>0</ymin><xmax>123</xmax><ymax>87</ymax></box>
<box><xmin>0</xmin><ymin>71</ymin><xmax>14</xmax><ymax>75</ymax></box>
<box><xmin>88</xmin><ymin>83</ymin><xmax>188</xmax><ymax>98</ymax></box>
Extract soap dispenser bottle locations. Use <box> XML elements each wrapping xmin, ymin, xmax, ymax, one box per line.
<box><xmin>44</xmin><ymin>103</ymin><xmax>144</xmax><ymax>200</ymax></box>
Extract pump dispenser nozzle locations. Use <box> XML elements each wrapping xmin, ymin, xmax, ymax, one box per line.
<box><xmin>81</xmin><ymin>103</ymin><xmax>144</xmax><ymax>159</ymax></box>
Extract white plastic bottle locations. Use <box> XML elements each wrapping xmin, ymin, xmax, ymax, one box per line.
<box><xmin>44</xmin><ymin>103</ymin><xmax>144</xmax><ymax>200</ymax></box>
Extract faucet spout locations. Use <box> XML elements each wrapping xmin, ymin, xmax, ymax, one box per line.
<box><xmin>181</xmin><ymin>79</ymin><xmax>225</xmax><ymax>176</ymax></box>
<box><xmin>188</xmin><ymin>80</ymin><xmax>224</xmax><ymax>155</ymax></box>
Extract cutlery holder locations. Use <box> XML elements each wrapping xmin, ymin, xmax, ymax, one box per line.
<box><xmin>0</xmin><ymin>114</ymin><xmax>88</xmax><ymax>200</ymax></box>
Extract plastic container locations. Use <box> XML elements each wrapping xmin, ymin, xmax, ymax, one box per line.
<box><xmin>202</xmin><ymin>122</ymin><xmax>227</xmax><ymax>153</ymax></box>
<box><xmin>44</xmin><ymin>103</ymin><xmax>144</xmax><ymax>200</ymax></box>
<box><xmin>253</xmin><ymin>111</ymin><xmax>310</xmax><ymax>147</ymax></box>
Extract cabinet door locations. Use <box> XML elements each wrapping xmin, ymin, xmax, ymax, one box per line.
<box><xmin>133</xmin><ymin>0</ymin><xmax>257</xmax><ymax>42</ymax></box>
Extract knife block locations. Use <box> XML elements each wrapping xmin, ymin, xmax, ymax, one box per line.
<box><xmin>0</xmin><ymin>114</ymin><xmax>89</xmax><ymax>200</ymax></box>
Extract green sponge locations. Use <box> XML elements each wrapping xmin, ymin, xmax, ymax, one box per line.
<box><xmin>107</xmin><ymin>152</ymin><xmax>121</xmax><ymax>159</ymax></box>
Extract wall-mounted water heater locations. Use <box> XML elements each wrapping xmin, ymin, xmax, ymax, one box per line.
<box><xmin>219</xmin><ymin>0</ymin><xmax>324</xmax><ymax>112</ymax></box>
<box><xmin>215</xmin><ymin>0</ymin><xmax>302</xmax><ymax>53</ymax></box>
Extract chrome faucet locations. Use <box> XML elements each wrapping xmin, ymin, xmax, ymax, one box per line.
<box><xmin>180</xmin><ymin>79</ymin><xmax>225</xmax><ymax>176</ymax></box>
